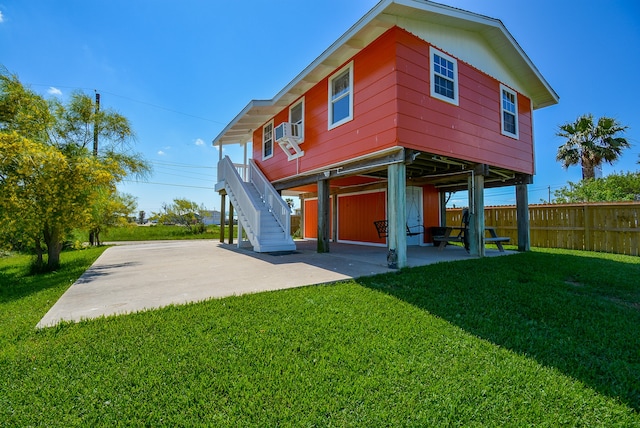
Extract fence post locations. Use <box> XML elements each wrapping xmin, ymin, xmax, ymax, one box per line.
<box><xmin>584</xmin><ymin>204</ymin><xmax>591</xmax><ymax>251</ymax></box>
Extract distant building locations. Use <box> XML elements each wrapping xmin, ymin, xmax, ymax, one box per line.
<box><xmin>200</xmin><ymin>210</ymin><xmax>222</xmax><ymax>225</ymax></box>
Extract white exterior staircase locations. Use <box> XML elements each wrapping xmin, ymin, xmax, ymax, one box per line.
<box><xmin>215</xmin><ymin>156</ymin><xmax>295</xmax><ymax>252</ymax></box>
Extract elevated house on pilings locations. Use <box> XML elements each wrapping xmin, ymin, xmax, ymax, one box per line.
<box><xmin>213</xmin><ymin>0</ymin><xmax>558</xmax><ymax>268</ymax></box>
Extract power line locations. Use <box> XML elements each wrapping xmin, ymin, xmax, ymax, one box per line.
<box><xmin>154</xmin><ymin>170</ymin><xmax>216</xmax><ymax>182</ymax></box>
<box><xmin>28</xmin><ymin>83</ymin><xmax>227</xmax><ymax>125</ymax></box>
<box><xmin>150</xmin><ymin>160</ymin><xmax>216</xmax><ymax>169</ymax></box>
<box><xmin>100</xmin><ymin>90</ymin><xmax>227</xmax><ymax>125</ymax></box>
<box><xmin>121</xmin><ymin>180</ymin><xmax>214</xmax><ymax>190</ymax></box>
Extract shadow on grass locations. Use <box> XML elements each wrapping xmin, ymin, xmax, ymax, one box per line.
<box><xmin>358</xmin><ymin>250</ymin><xmax>640</xmax><ymax>412</ymax></box>
<box><xmin>0</xmin><ymin>251</ymin><xmax>102</xmax><ymax>304</ymax></box>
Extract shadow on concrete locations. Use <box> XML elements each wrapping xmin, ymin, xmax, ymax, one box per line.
<box><xmin>218</xmin><ymin>239</ymin><xmax>511</xmax><ymax>278</ymax></box>
<box><xmin>74</xmin><ymin>261</ymin><xmax>142</xmax><ymax>285</ymax></box>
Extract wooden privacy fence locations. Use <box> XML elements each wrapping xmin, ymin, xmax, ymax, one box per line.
<box><xmin>446</xmin><ymin>202</ymin><xmax>640</xmax><ymax>256</ymax></box>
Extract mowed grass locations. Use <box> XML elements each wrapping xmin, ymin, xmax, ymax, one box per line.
<box><xmin>1</xmin><ymin>247</ymin><xmax>639</xmax><ymax>426</ymax></box>
<box><xmin>81</xmin><ymin>224</ymin><xmax>232</xmax><ymax>242</ymax></box>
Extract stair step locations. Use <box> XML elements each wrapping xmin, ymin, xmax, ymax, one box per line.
<box><xmin>222</xmin><ymin>168</ymin><xmax>295</xmax><ymax>253</ymax></box>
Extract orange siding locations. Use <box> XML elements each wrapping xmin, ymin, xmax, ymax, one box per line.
<box><xmin>303</xmin><ymin>199</ymin><xmax>318</xmax><ymax>239</ymax></box>
<box><xmin>337</xmin><ymin>191</ymin><xmax>386</xmax><ymax>244</ymax></box>
<box><xmin>394</xmin><ymin>29</ymin><xmax>534</xmax><ymax>175</ymax></box>
<box><xmin>421</xmin><ymin>185</ymin><xmax>441</xmax><ymax>243</ymax></box>
<box><xmin>255</xmin><ymin>26</ymin><xmax>535</xmax><ymax>181</ymax></box>
<box><xmin>254</xmin><ymin>28</ymin><xmax>400</xmax><ymax>182</ymax></box>
<box><xmin>303</xmin><ymin>197</ymin><xmax>333</xmax><ymax>239</ymax></box>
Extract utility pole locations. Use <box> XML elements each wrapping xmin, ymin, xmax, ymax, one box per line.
<box><xmin>93</xmin><ymin>91</ymin><xmax>100</xmax><ymax>157</ymax></box>
<box><xmin>89</xmin><ymin>91</ymin><xmax>101</xmax><ymax>247</ymax></box>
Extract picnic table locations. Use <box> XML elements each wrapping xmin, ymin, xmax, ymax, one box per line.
<box><xmin>432</xmin><ymin>226</ymin><xmax>509</xmax><ymax>252</ymax></box>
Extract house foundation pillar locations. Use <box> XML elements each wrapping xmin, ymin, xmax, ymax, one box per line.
<box><xmin>219</xmin><ymin>194</ymin><xmax>226</xmax><ymax>243</ymax></box>
<box><xmin>516</xmin><ymin>179</ymin><xmax>531</xmax><ymax>251</ymax></box>
<box><xmin>317</xmin><ymin>178</ymin><xmax>330</xmax><ymax>253</ymax></box>
<box><xmin>439</xmin><ymin>191</ymin><xmax>447</xmax><ymax>227</ymax></box>
<box><xmin>468</xmin><ymin>165</ymin><xmax>487</xmax><ymax>257</ymax></box>
<box><xmin>387</xmin><ymin>162</ymin><xmax>407</xmax><ymax>269</ymax></box>
<box><xmin>227</xmin><ymin>201</ymin><xmax>234</xmax><ymax>245</ymax></box>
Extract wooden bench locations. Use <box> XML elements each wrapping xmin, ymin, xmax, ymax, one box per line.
<box><xmin>432</xmin><ymin>226</ymin><xmax>468</xmax><ymax>250</ymax></box>
<box><xmin>373</xmin><ymin>220</ymin><xmax>425</xmax><ymax>239</ymax></box>
<box><xmin>432</xmin><ymin>226</ymin><xmax>509</xmax><ymax>252</ymax></box>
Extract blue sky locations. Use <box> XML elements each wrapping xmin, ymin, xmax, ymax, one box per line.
<box><xmin>1</xmin><ymin>0</ymin><xmax>639</xmax><ymax>213</ymax></box>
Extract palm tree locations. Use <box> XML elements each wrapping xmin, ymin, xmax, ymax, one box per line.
<box><xmin>556</xmin><ymin>114</ymin><xmax>630</xmax><ymax>180</ymax></box>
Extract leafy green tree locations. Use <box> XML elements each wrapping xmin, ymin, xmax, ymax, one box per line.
<box><xmin>553</xmin><ymin>172</ymin><xmax>640</xmax><ymax>203</ymax></box>
<box><xmin>0</xmin><ymin>132</ymin><xmax>119</xmax><ymax>268</ymax></box>
<box><xmin>88</xmin><ymin>191</ymin><xmax>138</xmax><ymax>245</ymax></box>
<box><xmin>152</xmin><ymin>198</ymin><xmax>207</xmax><ymax>233</ymax></box>
<box><xmin>556</xmin><ymin>114</ymin><xmax>630</xmax><ymax>180</ymax></box>
<box><xmin>0</xmin><ymin>68</ymin><xmax>149</xmax><ymax>269</ymax></box>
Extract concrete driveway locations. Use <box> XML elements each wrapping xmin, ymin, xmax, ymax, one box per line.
<box><xmin>37</xmin><ymin>239</ymin><xmax>507</xmax><ymax>328</ymax></box>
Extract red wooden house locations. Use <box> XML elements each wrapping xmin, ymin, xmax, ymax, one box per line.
<box><xmin>213</xmin><ymin>0</ymin><xmax>558</xmax><ymax>268</ymax></box>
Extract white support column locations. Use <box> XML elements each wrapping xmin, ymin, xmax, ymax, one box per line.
<box><xmin>242</xmin><ymin>141</ymin><xmax>248</xmax><ymax>181</ymax></box>
<box><xmin>237</xmin><ymin>221</ymin><xmax>244</xmax><ymax>249</ymax></box>
<box><xmin>387</xmin><ymin>162</ymin><xmax>407</xmax><ymax>269</ymax></box>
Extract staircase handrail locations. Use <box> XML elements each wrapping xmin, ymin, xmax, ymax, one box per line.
<box><xmin>219</xmin><ymin>156</ymin><xmax>260</xmax><ymax>236</ymax></box>
<box><xmin>248</xmin><ymin>159</ymin><xmax>291</xmax><ymax>236</ymax></box>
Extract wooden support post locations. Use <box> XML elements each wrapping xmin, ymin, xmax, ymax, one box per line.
<box><xmin>228</xmin><ymin>202</ymin><xmax>234</xmax><ymax>245</ymax></box>
<box><xmin>220</xmin><ymin>194</ymin><xmax>226</xmax><ymax>243</ymax></box>
<box><xmin>387</xmin><ymin>163</ymin><xmax>407</xmax><ymax>269</ymax></box>
<box><xmin>332</xmin><ymin>191</ymin><xmax>338</xmax><ymax>243</ymax></box>
<box><xmin>516</xmin><ymin>183</ymin><xmax>530</xmax><ymax>251</ymax></box>
<box><xmin>317</xmin><ymin>178</ymin><xmax>330</xmax><ymax>253</ymax></box>
<box><xmin>468</xmin><ymin>165</ymin><xmax>486</xmax><ymax>257</ymax></box>
<box><xmin>439</xmin><ymin>191</ymin><xmax>447</xmax><ymax>227</ymax></box>
<box><xmin>300</xmin><ymin>196</ymin><xmax>305</xmax><ymax>239</ymax></box>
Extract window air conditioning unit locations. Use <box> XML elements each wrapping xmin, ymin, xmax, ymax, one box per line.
<box><xmin>274</xmin><ymin>122</ymin><xmax>304</xmax><ymax>161</ymax></box>
<box><xmin>274</xmin><ymin>122</ymin><xmax>299</xmax><ymax>142</ymax></box>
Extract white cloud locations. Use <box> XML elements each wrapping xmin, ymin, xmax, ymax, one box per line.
<box><xmin>195</xmin><ymin>138</ymin><xmax>205</xmax><ymax>146</ymax></box>
<box><xmin>0</xmin><ymin>11</ymin><xmax>4</xmax><ymax>23</ymax></box>
<box><xmin>47</xmin><ymin>87</ymin><xmax>62</xmax><ymax>96</ymax></box>
<box><xmin>157</xmin><ymin>150</ymin><xmax>165</xmax><ymax>156</ymax></box>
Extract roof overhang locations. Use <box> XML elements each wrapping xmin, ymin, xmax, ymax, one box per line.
<box><xmin>212</xmin><ymin>0</ymin><xmax>559</xmax><ymax>148</ymax></box>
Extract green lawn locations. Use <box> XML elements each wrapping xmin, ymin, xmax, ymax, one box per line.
<box><xmin>1</xmin><ymin>247</ymin><xmax>639</xmax><ymax>426</ymax></box>
<box><xmin>71</xmin><ymin>223</ymin><xmax>235</xmax><ymax>243</ymax></box>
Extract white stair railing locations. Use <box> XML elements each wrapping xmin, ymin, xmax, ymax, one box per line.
<box><xmin>218</xmin><ymin>156</ymin><xmax>260</xmax><ymax>238</ymax></box>
<box><xmin>248</xmin><ymin>159</ymin><xmax>291</xmax><ymax>236</ymax></box>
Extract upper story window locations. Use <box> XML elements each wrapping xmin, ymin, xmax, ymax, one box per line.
<box><xmin>289</xmin><ymin>98</ymin><xmax>304</xmax><ymax>142</ymax></box>
<box><xmin>500</xmin><ymin>84</ymin><xmax>518</xmax><ymax>138</ymax></box>
<box><xmin>328</xmin><ymin>62</ymin><xmax>353</xmax><ymax>129</ymax></box>
<box><xmin>262</xmin><ymin>121</ymin><xmax>273</xmax><ymax>160</ymax></box>
<box><xmin>430</xmin><ymin>46</ymin><xmax>459</xmax><ymax>106</ymax></box>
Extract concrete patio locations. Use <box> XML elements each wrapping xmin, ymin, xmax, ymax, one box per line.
<box><xmin>37</xmin><ymin>239</ymin><xmax>514</xmax><ymax>328</ymax></box>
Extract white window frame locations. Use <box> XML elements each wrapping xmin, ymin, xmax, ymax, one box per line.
<box><xmin>328</xmin><ymin>62</ymin><xmax>354</xmax><ymax>130</ymax></box>
<box><xmin>289</xmin><ymin>98</ymin><xmax>305</xmax><ymax>143</ymax></box>
<box><xmin>262</xmin><ymin>120</ymin><xmax>274</xmax><ymax>160</ymax></box>
<box><xmin>430</xmin><ymin>46</ymin><xmax>459</xmax><ymax>106</ymax></box>
<box><xmin>500</xmin><ymin>84</ymin><xmax>519</xmax><ymax>139</ymax></box>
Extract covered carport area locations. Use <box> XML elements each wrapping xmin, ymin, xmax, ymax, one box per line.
<box><xmin>273</xmin><ymin>148</ymin><xmax>531</xmax><ymax>269</ymax></box>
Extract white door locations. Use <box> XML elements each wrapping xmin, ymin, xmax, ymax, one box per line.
<box><xmin>406</xmin><ymin>186</ymin><xmax>423</xmax><ymax>246</ymax></box>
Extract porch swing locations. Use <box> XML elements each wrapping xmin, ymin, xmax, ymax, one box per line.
<box><xmin>372</xmin><ymin>190</ymin><xmax>425</xmax><ymax>239</ymax></box>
